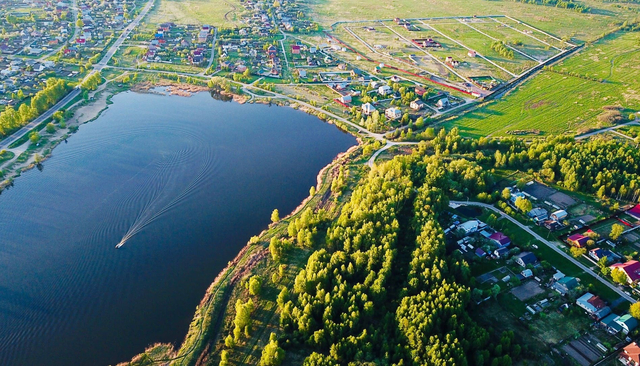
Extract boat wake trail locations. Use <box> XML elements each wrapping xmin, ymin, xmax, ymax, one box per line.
<box><xmin>115</xmin><ymin>147</ymin><xmax>217</xmax><ymax>249</ymax></box>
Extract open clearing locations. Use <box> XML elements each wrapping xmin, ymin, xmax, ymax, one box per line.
<box><xmin>147</xmin><ymin>0</ymin><xmax>241</xmax><ymax>26</ymax></box>
<box><xmin>445</xmin><ymin>31</ymin><xmax>640</xmax><ymax>138</ymax></box>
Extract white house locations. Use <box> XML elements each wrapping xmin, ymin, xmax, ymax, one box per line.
<box><xmin>436</xmin><ymin>97</ymin><xmax>450</xmax><ymax>109</ymax></box>
<box><xmin>385</xmin><ymin>107</ymin><xmax>402</xmax><ymax>120</ymax></box>
<box><xmin>361</xmin><ymin>103</ymin><xmax>375</xmax><ymax>115</ymax></box>
<box><xmin>378</xmin><ymin>85</ymin><xmax>392</xmax><ymax>96</ymax></box>
<box><xmin>410</xmin><ymin>99</ymin><xmax>425</xmax><ymax>110</ymax></box>
<box><xmin>339</xmin><ymin>95</ymin><xmax>352</xmax><ymax>104</ymax></box>
<box><xmin>457</xmin><ymin>220</ymin><xmax>485</xmax><ymax>235</ymax></box>
<box><xmin>551</xmin><ymin>210</ymin><xmax>568</xmax><ymax>221</ymax></box>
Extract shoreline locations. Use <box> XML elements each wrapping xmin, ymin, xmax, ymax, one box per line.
<box><xmin>0</xmin><ymin>76</ymin><xmax>366</xmax><ymax>365</ymax></box>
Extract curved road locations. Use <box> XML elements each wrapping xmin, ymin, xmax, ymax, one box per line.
<box><xmin>450</xmin><ymin>200</ymin><xmax>636</xmax><ymax>303</ymax></box>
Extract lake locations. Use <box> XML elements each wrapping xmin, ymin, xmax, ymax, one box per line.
<box><xmin>0</xmin><ymin>91</ymin><xmax>356</xmax><ymax>366</ymax></box>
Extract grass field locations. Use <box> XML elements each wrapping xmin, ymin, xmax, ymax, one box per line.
<box><xmin>444</xmin><ymin>31</ymin><xmax>640</xmax><ymax>138</ymax></box>
<box><xmin>147</xmin><ymin>0</ymin><xmax>242</xmax><ymax>26</ymax></box>
<box><xmin>312</xmin><ymin>0</ymin><xmax>638</xmax><ymax>43</ymax></box>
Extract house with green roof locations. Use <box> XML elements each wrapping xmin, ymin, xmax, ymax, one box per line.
<box><xmin>616</xmin><ymin>314</ymin><xmax>639</xmax><ymax>334</ymax></box>
<box><xmin>600</xmin><ymin>313</ymin><xmax>622</xmax><ymax>334</ymax></box>
<box><xmin>552</xmin><ymin>276</ymin><xmax>579</xmax><ymax>295</ymax></box>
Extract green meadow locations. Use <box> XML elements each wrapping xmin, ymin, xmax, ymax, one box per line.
<box><xmin>444</xmin><ymin>31</ymin><xmax>640</xmax><ymax>138</ymax></box>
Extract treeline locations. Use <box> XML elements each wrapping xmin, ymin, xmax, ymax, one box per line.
<box><xmin>393</xmin><ymin>128</ymin><xmax>640</xmax><ymax>202</ymax></box>
<box><xmin>80</xmin><ymin>72</ymin><xmax>102</xmax><ymax>91</ymax></box>
<box><xmin>543</xmin><ymin>65</ymin><xmax>604</xmax><ymax>83</ymax></box>
<box><xmin>0</xmin><ymin>78</ymin><xmax>70</xmax><ymax>136</ymax></box>
<box><xmin>488</xmin><ymin>135</ymin><xmax>640</xmax><ymax>201</ymax></box>
<box><xmin>504</xmin><ymin>0</ymin><xmax>590</xmax><ymax>12</ymax></box>
<box><xmin>277</xmin><ymin>149</ymin><xmax>516</xmax><ymax>365</ymax></box>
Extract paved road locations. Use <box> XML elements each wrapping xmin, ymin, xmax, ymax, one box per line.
<box><xmin>450</xmin><ymin>200</ymin><xmax>636</xmax><ymax>303</ymax></box>
<box><xmin>0</xmin><ymin>0</ymin><xmax>155</xmax><ymax>152</ymax></box>
<box><xmin>99</xmin><ymin>0</ymin><xmax>154</xmax><ymax>68</ymax></box>
<box><xmin>0</xmin><ymin>88</ymin><xmax>81</xmax><ymax>150</ymax></box>
<box><xmin>200</xmin><ymin>27</ymin><xmax>218</xmax><ymax>76</ymax></box>
<box><xmin>575</xmin><ymin>120</ymin><xmax>639</xmax><ymax>140</ymax></box>
<box><xmin>366</xmin><ymin>141</ymin><xmax>418</xmax><ymax>167</ymax></box>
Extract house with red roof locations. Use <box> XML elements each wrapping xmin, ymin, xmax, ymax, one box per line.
<box><xmin>489</xmin><ymin>232</ymin><xmax>511</xmax><ymax>248</ymax></box>
<box><xmin>567</xmin><ymin>233</ymin><xmax>589</xmax><ymax>248</ymax></box>
<box><xmin>628</xmin><ymin>204</ymin><xmax>640</xmax><ymax>220</ymax></box>
<box><xmin>610</xmin><ymin>260</ymin><xmax>640</xmax><ymax>284</ymax></box>
<box><xmin>619</xmin><ymin>342</ymin><xmax>640</xmax><ymax>366</ymax></box>
<box><xmin>576</xmin><ymin>292</ymin><xmax>611</xmax><ymax>320</ymax></box>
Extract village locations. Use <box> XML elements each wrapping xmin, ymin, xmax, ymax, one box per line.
<box><xmin>445</xmin><ymin>176</ymin><xmax>640</xmax><ymax>365</ymax></box>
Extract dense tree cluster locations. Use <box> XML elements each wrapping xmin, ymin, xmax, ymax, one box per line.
<box><xmin>490</xmin><ymin>41</ymin><xmax>515</xmax><ymax>60</ymax></box>
<box><xmin>232</xmin><ymin>298</ymin><xmax>255</xmax><ymax>342</ymax></box>
<box><xmin>80</xmin><ymin>72</ymin><xmax>102</xmax><ymax>91</ymax></box>
<box><xmin>287</xmin><ymin>208</ymin><xmax>327</xmax><ymax>248</ymax></box>
<box><xmin>490</xmin><ymin>136</ymin><xmax>640</xmax><ymax>201</ymax></box>
<box><xmin>0</xmin><ymin>78</ymin><xmax>70</xmax><ymax>136</ymax></box>
<box><xmin>278</xmin><ymin>150</ymin><xmax>515</xmax><ymax>365</ymax></box>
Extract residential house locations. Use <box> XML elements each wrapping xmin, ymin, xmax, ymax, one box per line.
<box><xmin>600</xmin><ymin>313</ymin><xmax>623</xmax><ymax>334</ymax></box>
<box><xmin>553</xmin><ymin>271</ymin><xmax>565</xmax><ymax>281</ymax></box>
<box><xmin>489</xmin><ymin>232</ymin><xmax>510</xmax><ymax>248</ymax></box>
<box><xmin>350</xmin><ymin>68</ymin><xmax>363</xmax><ymax>78</ymax></box>
<box><xmin>610</xmin><ymin>260</ymin><xmax>640</xmax><ymax>284</ymax></box>
<box><xmin>267</xmin><ymin>45</ymin><xmax>277</xmax><ymax>58</ymax></box>
<box><xmin>198</xmin><ymin>29</ymin><xmax>209</xmax><ymax>43</ymax></box>
<box><xmin>551</xmin><ymin>210</ymin><xmax>568</xmax><ymax>221</ymax></box>
<box><xmin>521</xmin><ymin>269</ymin><xmax>533</xmax><ymax>278</ymax></box>
<box><xmin>468</xmin><ymin>50</ymin><xmax>477</xmax><ymax>57</ymax></box>
<box><xmin>297</xmin><ymin>69</ymin><xmax>307</xmax><ymax>78</ymax></box>
<box><xmin>378</xmin><ymin>85</ymin><xmax>392</xmax><ymax>96</ymax></box>
<box><xmin>515</xmin><ymin>252</ymin><xmax>537</xmax><ymax>267</ymax></box>
<box><xmin>291</xmin><ymin>45</ymin><xmax>300</xmax><ymax>54</ymax></box>
<box><xmin>361</xmin><ymin>102</ymin><xmax>375</xmax><ymax>115</ymax></box>
<box><xmin>619</xmin><ymin>342</ymin><xmax>640</xmax><ymax>366</ymax></box>
<box><xmin>493</xmin><ymin>247</ymin><xmax>509</xmax><ymax>258</ymax></box>
<box><xmin>527</xmin><ymin>207</ymin><xmax>548</xmax><ymax>222</ymax></box>
<box><xmin>567</xmin><ymin>233</ymin><xmax>589</xmax><ymax>248</ymax></box>
<box><xmin>410</xmin><ymin>98</ymin><xmax>425</xmax><ymax>111</ymax></box>
<box><xmin>457</xmin><ymin>220</ymin><xmax>485</xmax><ymax>235</ymax></box>
<box><xmin>616</xmin><ymin>314</ymin><xmax>638</xmax><ymax>334</ymax></box>
<box><xmin>628</xmin><ymin>205</ymin><xmax>640</xmax><ymax>220</ymax></box>
<box><xmin>589</xmin><ymin>248</ymin><xmax>619</xmax><ymax>263</ymax></box>
<box><xmin>475</xmin><ymin>248</ymin><xmax>486</xmax><ymax>258</ymax></box>
<box><xmin>436</xmin><ymin>97</ymin><xmax>449</xmax><ymax>110</ymax></box>
<box><xmin>415</xmin><ymin>85</ymin><xmax>427</xmax><ymax>96</ymax></box>
<box><xmin>339</xmin><ymin>95</ymin><xmax>352</xmax><ymax>104</ymax></box>
<box><xmin>385</xmin><ymin>107</ymin><xmax>401</xmax><ymax>120</ymax></box>
<box><xmin>576</xmin><ymin>292</ymin><xmax>611</xmax><ymax>320</ymax></box>
<box><xmin>543</xmin><ymin>220</ymin><xmax>563</xmax><ymax>231</ymax></box>
<box><xmin>552</xmin><ymin>276</ymin><xmax>579</xmax><ymax>295</ymax></box>
<box><xmin>510</xmin><ymin>191</ymin><xmax>526</xmax><ymax>204</ymax></box>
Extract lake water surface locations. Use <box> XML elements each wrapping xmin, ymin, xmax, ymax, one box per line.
<box><xmin>0</xmin><ymin>91</ymin><xmax>356</xmax><ymax>366</ymax></box>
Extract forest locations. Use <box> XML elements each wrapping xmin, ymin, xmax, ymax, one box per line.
<box><xmin>202</xmin><ymin>129</ymin><xmax>640</xmax><ymax>366</ymax></box>
<box><xmin>0</xmin><ymin>77</ymin><xmax>70</xmax><ymax>136</ymax></box>
<box><xmin>262</xmin><ymin>143</ymin><xmax>518</xmax><ymax>365</ymax></box>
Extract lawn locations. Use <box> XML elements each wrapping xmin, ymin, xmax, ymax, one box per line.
<box><xmin>444</xmin><ymin>31</ymin><xmax>640</xmax><ymax>138</ymax></box>
<box><xmin>147</xmin><ymin>0</ymin><xmax>242</xmax><ymax>26</ymax></box>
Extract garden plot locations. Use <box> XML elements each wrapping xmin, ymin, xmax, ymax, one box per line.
<box><xmin>470</xmin><ymin>19</ymin><xmax>562</xmax><ymax>62</ymax></box>
<box><xmin>432</xmin><ymin>19</ymin><xmax>537</xmax><ymax>76</ymax></box>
